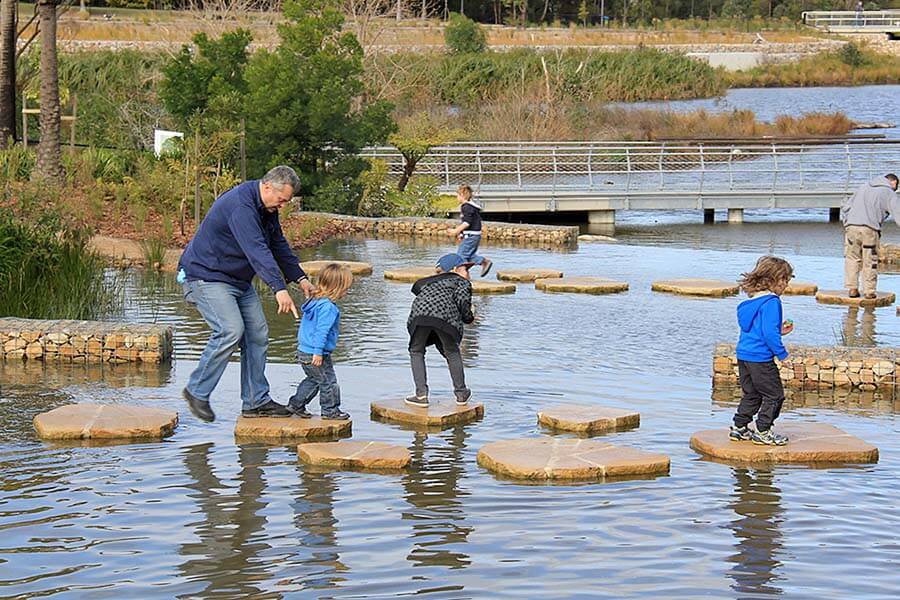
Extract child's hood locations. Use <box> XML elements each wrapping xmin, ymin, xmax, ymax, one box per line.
<box><xmin>301</xmin><ymin>297</ymin><xmax>335</xmax><ymax>316</ymax></box>
<box><xmin>737</xmin><ymin>293</ymin><xmax>778</xmax><ymax>332</ymax></box>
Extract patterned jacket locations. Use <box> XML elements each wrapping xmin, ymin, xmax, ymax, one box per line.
<box><xmin>406</xmin><ymin>273</ymin><xmax>475</xmax><ymax>343</ymax></box>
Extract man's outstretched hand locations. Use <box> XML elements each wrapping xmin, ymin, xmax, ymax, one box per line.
<box><xmin>275</xmin><ymin>289</ymin><xmax>299</xmax><ymax>319</ymax></box>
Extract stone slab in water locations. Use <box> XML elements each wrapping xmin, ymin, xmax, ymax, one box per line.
<box><xmin>815</xmin><ymin>290</ymin><xmax>895</xmax><ymax>307</ymax></box>
<box><xmin>471</xmin><ymin>280</ymin><xmax>516</xmax><ymax>294</ymax></box>
<box><xmin>496</xmin><ymin>269</ymin><xmax>563</xmax><ymax>282</ymax></box>
<box><xmin>690</xmin><ymin>422</ymin><xmax>878</xmax><ymax>464</ymax></box>
<box><xmin>577</xmin><ymin>234</ymin><xmax>618</xmax><ymax>243</ymax></box>
<box><xmin>33</xmin><ymin>403</ymin><xmax>177</xmax><ymax>440</ymax></box>
<box><xmin>651</xmin><ymin>279</ymin><xmax>739</xmax><ymax>297</ymax></box>
<box><xmin>784</xmin><ymin>281</ymin><xmax>818</xmax><ymax>296</ymax></box>
<box><xmin>477</xmin><ymin>438</ymin><xmax>670</xmax><ymax>481</ymax></box>
<box><xmin>383</xmin><ymin>267</ymin><xmax>436</xmax><ymax>283</ymax></box>
<box><xmin>234</xmin><ymin>416</ymin><xmax>351</xmax><ymax>441</ymax></box>
<box><xmin>301</xmin><ymin>260</ymin><xmax>373</xmax><ymax>276</ymax></box>
<box><xmin>370</xmin><ymin>398</ymin><xmax>484</xmax><ymax>428</ymax></box>
<box><xmin>535</xmin><ymin>277</ymin><xmax>628</xmax><ymax>294</ymax></box>
<box><xmin>298</xmin><ymin>440</ymin><xmax>410</xmax><ymax>470</ymax></box>
<box><xmin>537</xmin><ymin>404</ymin><xmax>640</xmax><ymax>433</ymax></box>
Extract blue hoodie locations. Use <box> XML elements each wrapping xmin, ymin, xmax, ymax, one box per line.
<box><xmin>736</xmin><ymin>293</ymin><xmax>788</xmax><ymax>362</ymax></box>
<box><xmin>297</xmin><ymin>298</ymin><xmax>340</xmax><ymax>356</ymax></box>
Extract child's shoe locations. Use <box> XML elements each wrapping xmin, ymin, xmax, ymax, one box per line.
<box><xmin>288</xmin><ymin>403</ymin><xmax>312</xmax><ymax>419</ymax></box>
<box><xmin>751</xmin><ymin>428</ymin><xmax>789</xmax><ymax>446</ymax></box>
<box><xmin>455</xmin><ymin>389</ymin><xmax>472</xmax><ymax>405</ymax></box>
<box><xmin>480</xmin><ymin>258</ymin><xmax>493</xmax><ymax>277</ymax></box>
<box><xmin>405</xmin><ymin>394</ymin><xmax>429</xmax><ymax>408</ymax></box>
<box><xmin>322</xmin><ymin>410</ymin><xmax>351</xmax><ymax>421</ymax></box>
<box><xmin>729</xmin><ymin>425</ymin><xmax>752</xmax><ymax>441</ymax></box>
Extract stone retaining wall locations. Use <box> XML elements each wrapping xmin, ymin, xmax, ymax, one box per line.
<box><xmin>713</xmin><ymin>343</ymin><xmax>898</xmax><ymax>391</ymax></box>
<box><xmin>308</xmin><ymin>212</ymin><xmax>579</xmax><ymax>246</ymax></box>
<box><xmin>880</xmin><ymin>244</ymin><xmax>900</xmax><ymax>264</ymax></box>
<box><xmin>0</xmin><ymin>318</ymin><xmax>173</xmax><ymax>364</ymax></box>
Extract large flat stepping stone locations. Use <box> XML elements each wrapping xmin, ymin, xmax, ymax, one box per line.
<box><xmin>784</xmin><ymin>281</ymin><xmax>818</xmax><ymax>296</ymax></box>
<box><xmin>652</xmin><ymin>279</ymin><xmax>739</xmax><ymax>297</ymax></box>
<box><xmin>234</xmin><ymin>416</ymin><xmax>351</xmax><ymax>441</ymax></box>
<box><xmin>298</xmin><ymin>440</ymin><xmax>410</xmax><ymax>470</ymax></box>
<box><xmin>690</xmin><ymin>422</ymin><xmax>878</xmax><ymax>464</ymax></box>
<box><xmin>384</xmin><ymin>267</ymin><xmax>436</xmax><ymax>283</ymax></box>
<box><xmin>471</xmin><ymin>280</ymin><xmax>516</xmax><ymax>294</ymax></box>
<box><xmin>477</xmin><ymin>438</ymin><xmax>670</xmax><ymax>481</ymax></box>
<box><xmin>815</xmin><ymin>290</ymin><xmax>895</xmax><ymax>307</ymax></box>
<box><xmin>535</xmin><ymin>277</ymin><xmax>628</xmax><ymax>294</ymax></box>
<box><xmin>371</xmin><ymin>398</ymin><xmax>484</xmax><ymax>428</ymax></box>
<box><xmin>301</xmin><ymin>260</ymin><xmax>373</xmax><ymax>276</ymax></box>
<box><xmin>33</xmin><ymin>403</ymin><xmax>177</xmax><ymax>440</ymax></box>
<box><xmin>537</xmin><ymin>404</ymin><xmax>640</xmax><ymax>434</ymax></box>
<box><xmin>496</xmin><ymin>269</ymin><xmax>563</xmax><ymax>282</ymax></box>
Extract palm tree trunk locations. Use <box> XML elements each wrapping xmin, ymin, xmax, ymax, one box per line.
<box><xmin>0</xmin><ymin>0</ymin><xmax>16</xmax><ymax>147</ymax></box>
<box><xmin>34</xmin><ymin>0</ymin><xmax>63</xmax><ymax>184</ymax></box>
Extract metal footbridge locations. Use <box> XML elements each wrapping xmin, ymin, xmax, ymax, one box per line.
<box><xmin>803</xmin><ymin>10</ymin><xmax>900</xmax><ymax>34</ymax></box>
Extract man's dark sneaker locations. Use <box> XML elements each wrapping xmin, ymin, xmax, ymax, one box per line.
<box><xmin>455</xmin><ymin>389</ymin><xmax>472</xmax><ymax>405</ymax></box>
<box><xmin>849</xmin><ymin>288</ymin><xmax>860</xmax><ymax>298</ymax></box>
<box><xmin>480</xmin><ymin>258</ymin><xmax>493</xmax><ymax>278</ymax></box>
<box><xmin>751</xmin><ymin>428</ymin><xmax>789</xmax><ymax>446</ymax></box>
<box><xmin>405</xmin><ymin>394</ymin><xmax>429</xmax><ymax>408</ymax></box>
<box><xmin>288</xmin><ymin>404</ymin><xmax>312</xmax><ymax>419</ymax></box>
<box><xmin>183</xmin><ymin>388</ymin><xmax>215</xmax><ymax>422</ymax></box>
<box><xmin>242</xmin><ymin>400</ymin><xmax>292</xmax><ymax>418</ymax></box>
<box><xmin>322</xmin><ymin>410</ymin><xmax>351</xmax><ymax>420</ymax></box>
<box><xmin>729</xmin><ymin>425</ymin><xmax>752</xmax><ymax>442</ymax></box>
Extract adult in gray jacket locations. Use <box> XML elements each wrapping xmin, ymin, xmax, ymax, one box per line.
<box><xmin>840</xmin><ymin>174</ymin><xmax>900</xmax><ymax>299</ymax></box>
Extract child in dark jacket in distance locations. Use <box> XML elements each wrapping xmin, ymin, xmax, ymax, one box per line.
<box><xmin>405</xmin><ymin>253</ymin><xmax>476</xmax><ymax>408</ymax></box>
<box><xmin>289</xmin><ymin>263</ymin><xmax>353</xmax><ymax>420</ymax></box>
<box><xmin>730</xmin><ymin>256</ymin><xmax>795</xmax><ymax>446</ymax></box>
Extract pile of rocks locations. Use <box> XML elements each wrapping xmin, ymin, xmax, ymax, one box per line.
<box><xmin>0</xmin><ymin>318</ymin><xmax>173</xmax><ymax>364</ymax></box>
<box><xmin>713</xmin><ymin>343</ymin><xmax>898</xmax><ymax>391</ymax></box>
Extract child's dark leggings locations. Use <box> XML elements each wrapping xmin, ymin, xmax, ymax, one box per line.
<box><xmin>408</xmin><ymin>326</ymin><xmax>467</xmax><ymax>397</ymax></box>
<box><xmin>734</xmin><ymin>359</ymin><xmax>785</xmax><ymax>432</ymax></box>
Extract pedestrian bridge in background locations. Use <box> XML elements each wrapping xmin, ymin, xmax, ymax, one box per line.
<box><xmin>362</xmin><ymin>141</ymin><xmax>900</xmax><ymax>225</ymax></box>
<box><xmin>803</xmin><ymin>10</ymin><xmax>900</xmax><ymax>34</ymax></box>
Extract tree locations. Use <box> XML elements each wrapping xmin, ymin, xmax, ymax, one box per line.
<box><xmin>389</xmin><ymin>113</ymin><xmax>462</xmax><ymax>192</ymax></box>
<box><xmin>34</xmin><ymin>0</ymin><xmax>63</xmax><ymax>184</ymax></box>
<box><xmin>0</xmin><ymin>0</ymin><xmax>16</xmax><ymax>146</ymax></box>
<box><xmin>444</xmin><ymin>12</ymin><xmax>487</xmax><ymax>54</ymax></box>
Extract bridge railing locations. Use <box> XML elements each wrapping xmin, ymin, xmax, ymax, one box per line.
<box><xmin>802</xmin><ymin>10</ymin><xmax>900</xmax><ymax>29</ymax></box>
<box><xmin>361</xmin><ymin>141</ymin><xmax>899</xmax><ymax>196</ymax></box>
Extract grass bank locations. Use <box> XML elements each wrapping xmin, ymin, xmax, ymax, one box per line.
<box><xmin>727</xmin><ymin>45</ymin><xmax>900</xmax><ymax>88</ymax></box>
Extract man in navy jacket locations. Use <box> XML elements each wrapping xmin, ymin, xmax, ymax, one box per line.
<box><xmin>179</xmin><ymin>165</ymin><xmax>314</xmax><ymax>422</ymax></box>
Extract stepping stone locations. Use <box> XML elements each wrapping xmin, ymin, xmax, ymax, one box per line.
<box><xmin>784</xmin><ymin>281</ymin><xmax>818</xmax><ymax>296</ymax></box>
<box><xmin>298</xmin><ymin>440</ymin><xmax>410</xmax><ymax>470</ymax></box>
<box><xmin>33</xmin><ymin>403</ymin><xmax>177</xmax><ymax>440</ymax></box>
<box><xmin>651</xmin><ymin>279</ymin><xmax>739</xmax><ymax>297</ymax></box>
<box><xmin>537</xmin><ymin>404</ymin><xmax>640</xmax><ymax>434</ymax></box>
<box><xmin>471</xmin><ymin>280</ymin><xmax>516</xmax><ymax>294</ymax></box>
<box><xmin>371</xmin><ymin>398</ymin><xmax>484</xmax><ymax>429</ymax></box>
<box><xmin>477</xmin><ymin>438</ymin><xmax>670</xmax><ymax>481</ymax></box>
<box><xmin>690</xmin><ymin>422</ymin><xmax>878</xmax><ymax>464</ymax></box>
<box><xmin>384</xmin><ymin>267</ymin><xmax>436</xmax><ymax>283</ymax></box>
<box><xmin>815</xmin><ymin>290</ymin><xmax>895</xmax><ymax>307</ymax></box>
<box><xmin>301</xmin><ymin>260</ymin><xmax>373</xmax><ymax>276</ymax></box>
<box><xmin>234</xmin><ymin>416</ymin><xmax>351</xmax><ymax>441</ymax></box>
<box><xmin>496</xmin><ymin>269</ymin><xmax>563</xmax><ymax>282</ymax></box>
<box><xmin>535</xmin><ymin>277</ymin><xmax>628</xmax><ymax>294</ymax></box>
<box><xmin>578</xmin><ymin>234</ymin><xmax>618</xmax><ymax>243</ymax></box>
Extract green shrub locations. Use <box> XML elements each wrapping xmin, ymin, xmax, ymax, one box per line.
<box><xmin>444</xmin><ymin>13</ymin><xmax>487</xmax><ymax>55</ymax></box>
<box><xmin>0</xmin><ymin>146</ymin><xmax>35</xmax><ymax>184</ymax></box>
<box><xmin>839</xmin><ymin>43</ymin><xmax>866</xmax><ymax>68</ymax></box>
<box><xmin>358</xmin><ymin>160</ymin><xmax>438</xmax><ymax>217</ymax></box>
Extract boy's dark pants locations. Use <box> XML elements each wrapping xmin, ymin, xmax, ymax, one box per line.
<box><xmin>290</xmin><ymin>351</ymin><xmax>341</xmax><ymax>415</ymax></box>
<box><xmin>734</xmin><ymin>359</ymin><xmax>785</xmax><ymax>432</ymax></box>
<box><xmin>408</xmin><ymin>326</ymin><xmax>467</xmax><ymax>397</ymax></box>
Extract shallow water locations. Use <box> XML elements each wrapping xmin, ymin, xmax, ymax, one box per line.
<box><xmin>3</xmin><ymin>224</ymin><xmax>900</xmax><ymax>598</ymax></box>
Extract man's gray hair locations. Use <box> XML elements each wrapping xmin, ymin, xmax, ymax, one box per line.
<box><xmin>261</xmin><ymin>165</ymin><xmax>301</xmax><ymax>195</ymax></box>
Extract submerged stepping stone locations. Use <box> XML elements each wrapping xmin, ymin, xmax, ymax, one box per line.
<box><xmin>384</xmin><ymin>267</ymin><xmax>436</xmax><ymax>283</ymax></box>
<box><xmin>471</xmin><ymin>280</ymin><xmax>516</xmax><ymax>294</ymax></box>
<box><xmin>477</xmin><ymin>438</ymin><xmax>670</xmax><ymax>481</ymax></box>
<box><xmin>371</xmin><ymin>398</ymin><xmax>484</xmax><ymax>428</ymax></box>
<box><xmin>301</xmin><ymin>260</ymin><xmax>373</xmax><ymax>277</ymax></box>
<box><xmin>690</xmin><ymin>422</ymin><xmax>878</xmax><ymax>464</ymax></box>
<box><xmin>496</xmin><ymin>269</ymin><xmax>563</xmax><ymax>282</ymax></box>
<box><xmin>234</xmin><ymin>416</ymin><xmax>351</xmax><ymax>441</ymax></box>
<box><xmin>815</xmin><ymin>290</ymin><xmax>895</xmax><ymax>307</ymax></box>
<box><xmin>784</xmin><ymin>281</ymin><xmax>818</xmax><ymax>296</ymax></box>
<box><xmin>298</xmin><ymin>440</ymin><xmax>410</xmax><ymax>470</ymax></box>
<box><xmin>535</xmin><ymin>277</ymin><xmax>628</xmax><ymax>294</ymax></box>
<box><xmin>537</xmin><ymin>404</ymin><xmax>640</xmax><ymax>434</ymax></box>
<box><xmin>33</xmin><ymin>403</ymin><xmax>177</xmax><ymax>440</ymax></box>
<box><xmin>651</xmin><ymin>279</ymin><xmax>739</xmax><ymax>297</ymax></box>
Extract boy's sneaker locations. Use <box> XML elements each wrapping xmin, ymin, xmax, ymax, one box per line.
<box><xmin>729</xmin><ymin>425</ymin><xmax>752</xmax><ymax>442</ymax></box>
<box><xmin>480</xmin><ymin>258</ymin><xmax>493</xmax><ymax>277</ymax></box>
<box><xmin>288</xmin><ymin>404</ymin><xmax>312</xmax><ymax>419</ymax></box>
<box><xmin>322</xmin><ymin>410</ymin><xmax>351</xmax><ymax>421</ymax></box>
<box><xmin>455</xmin><ymin>389</ymin><xmax>472</xmax><ymax>405</ymax></box>
<box><xmin>242</xmin><ymin>400</ymin><xmax>292</xmax><ymax>418</ymax></box>
<box><xmin>751</xmin><ymin>428</ymin><xmax>789</xmax><ymax>446</ymax></box>
<box><xmin>405</xmin><ymin>394</ymin><xmax>429</xmax><ymax>408</ymax></box>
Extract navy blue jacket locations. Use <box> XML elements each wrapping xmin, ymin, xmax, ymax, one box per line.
<box><xmin>179</xmin><ymin>181</ymin><xmax>306</xmax><ymax>292</ymax></box>
<box><xmin>736</xmin><ymin>293</ymin><xmax>789</xmax><ymax>362</ymax></box>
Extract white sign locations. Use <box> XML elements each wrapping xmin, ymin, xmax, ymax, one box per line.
<box><xmin>154</xmin><ymin>129</ymin><xmax>184</xmax><ymax>157</ymax></box>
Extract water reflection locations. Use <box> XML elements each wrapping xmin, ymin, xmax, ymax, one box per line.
<box><xmin>726</xmin><ymin>468</ymin><xmax>785</xmax><ymax>598</ymax></box>
<box><xmin>712</xmin><ymin>385</ymin><xmax>900</xmax><ymax>414</ymax></box>
<box><xmin>0</xmin><ymin>360</ymin><xmax>172</xmax><ymax>389</ymax></box>
<box><xmin>840</xmin><ymin>307</ymin><xmax>876</xmax><ymax>347</ymax></box>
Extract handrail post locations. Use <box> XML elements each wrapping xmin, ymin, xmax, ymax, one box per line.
<box><xmin>444</xmin><ymin>148</ymin><xmax>450</xmax><ymax>188</ymax></box>
<box><xmin>845</xmin><ymin>142</ymin><xmax>852</xmax><ymax>192</ymax></box>
<box><xmin>476</xmin><ymin>149</ymin><xmax>483</xmax><ymax>189</ymax></box>
<box><xmin>587</xmin><ymin>144</ymin><xmax>594</xmax><ymax>188</ymax></box>
<box><xmin>771</xmin><ymin>143</ymin><xmax>779</xmax><ymax>192</ymax></box>
<box><xmin>551</xmin><ymin>146</ymin><xmax>558</xmax><ymax>193</ymax></box>
<box><xmin>516</xmin><ymin>144</ymin><xmax>522</xmax><ymax>189</ymax></box>
<box><xmin>625</xmin><ymin>148</ymin><xmax>632</xmax><ymax>193</ymax></box>
<box><xmin>658</xmin><ymin>143</ymin><xmax>665</xmax><ymax>190</ymax></box>
<box><xmin>698</xmin><ymin>144</ymin><xmax>705</xmax><ymax>196</ymax></box>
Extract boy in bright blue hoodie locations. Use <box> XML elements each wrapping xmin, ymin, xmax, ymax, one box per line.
<box><xmin>730</xmin><ymin>256</ymin><xmax>795</xmax><ymax>446</ymax></box>
<box><xmin>288</xmin><ymin>264</ymin><xmax>353</xmax><ymax>420</ymax></box>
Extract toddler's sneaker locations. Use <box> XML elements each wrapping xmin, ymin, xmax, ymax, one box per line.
<box><xmin>322</xmin><ymin>410</ymin><xmax>351</xmax><ymax>421</ymax></box>
<box><xmin>288</xmin><ymin>404</ymin><xmax>312</xmax><ymax>419</ymax></box>
<box><xmin>405</xmin><ymin>394</ymin><xmax>429</xmax><ymax>408</ymax></box>
<box><xmin>455</xmin><ymin>389</ymin><xmax>472</xmax><ymax>405</ymax></box>
<box><xmin>751</xmin><ymin>428</ymin><xmax>789</xmax><ymax>446</ymax></box>
<box><xmin>729</xmin><ymin>425</ymin><xmax>752</xmax><ymax>442</ymax></box>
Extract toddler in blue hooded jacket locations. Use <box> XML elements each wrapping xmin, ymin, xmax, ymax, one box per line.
<box><xmin>730</xmin><ymin>256</ymin><xmax>795</xmax><ymax>446</ymax></box>
<box><xmin>288</xmin><ymin>264</ymin><xmax>353</xmax><ymax>420</ymax></box>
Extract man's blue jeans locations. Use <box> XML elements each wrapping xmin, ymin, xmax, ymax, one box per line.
<box><xmin>183</xmin><ymin>280</ymin><xmax>272</xmax><ymax>410</ymax></box>
<box><xmin>289</xmin><ymin>351</ymin><xmax>341</xmax><ymax>415</ymax></box>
